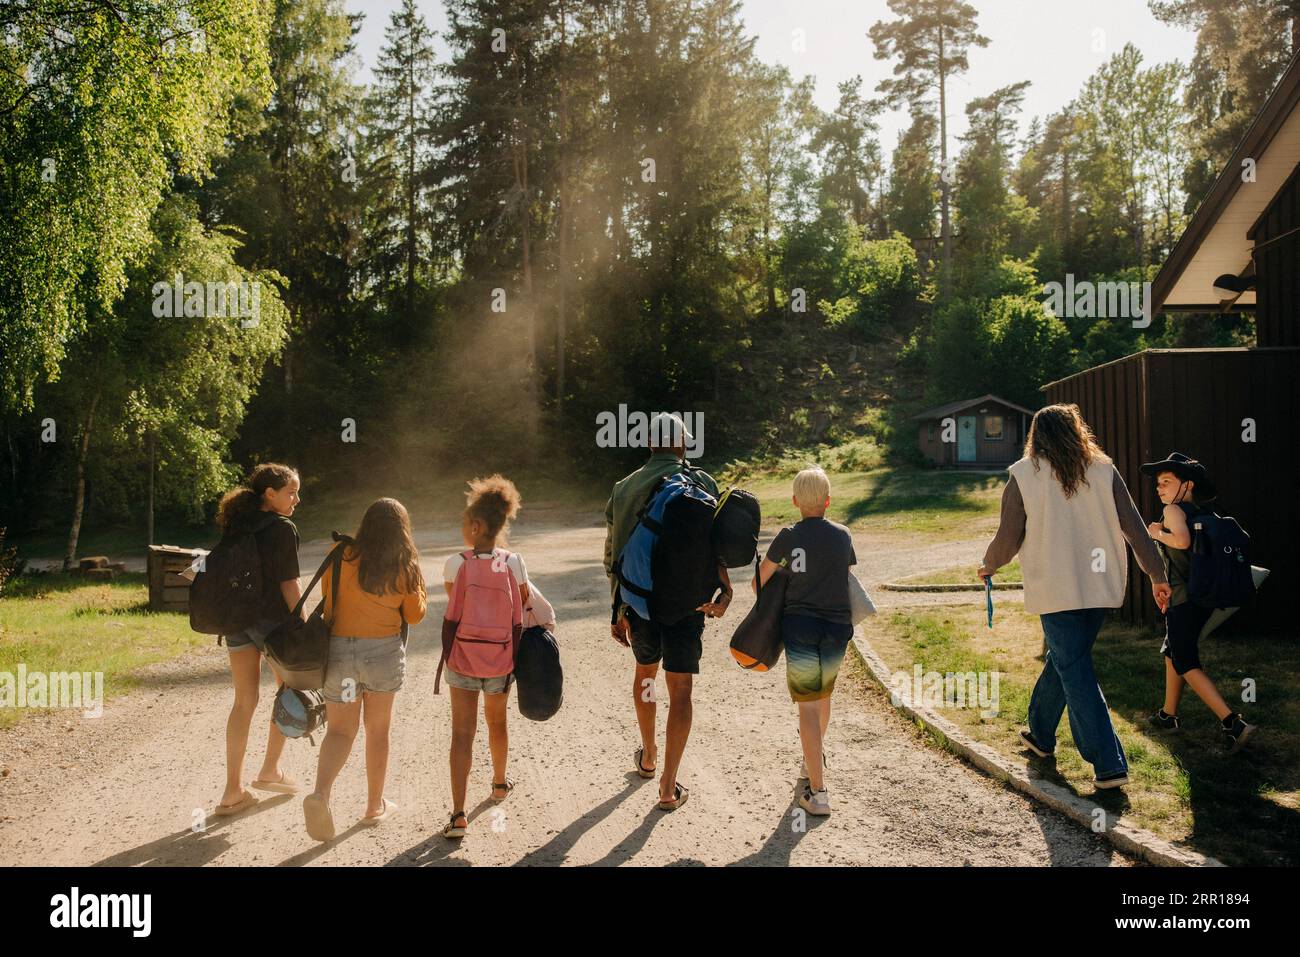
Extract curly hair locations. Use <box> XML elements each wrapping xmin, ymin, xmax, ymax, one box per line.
<box><xmin>1023</xmin><ymin>404</ymin><xmax>1110</xmax><ymax>499</ymax></box>
<box><xmin>464</xmin><ymin>474</ymin><xmax>522</xmax><ymax>542</ymax></box>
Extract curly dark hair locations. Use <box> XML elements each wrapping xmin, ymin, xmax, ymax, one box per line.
<box><xmin>464</xmin><ymin>474</ymin><xmax>522</xmax><ymax>542</ymax></box>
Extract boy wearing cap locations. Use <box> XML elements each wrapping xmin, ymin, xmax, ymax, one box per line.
<box><xmin>1142</xmin><ymin>452</ymin><xmax>1257</xmax><ymax>751</ymax></box>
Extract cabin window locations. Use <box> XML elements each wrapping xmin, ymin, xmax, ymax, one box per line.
<box><xmin>984</xmin><ymin>416</ymin><xmax>1004</xmax><ymax>440</ymax></box>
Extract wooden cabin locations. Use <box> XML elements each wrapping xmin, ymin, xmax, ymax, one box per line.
<box><xmin>912</xmin><ymin>395</ymin><xmax>1033</xmax><ymax>468</ymax></box>
<box><xmin>1043</xmin><ymin>51</ymin><xmax>1300</xmax><ymax>629</ymax></box>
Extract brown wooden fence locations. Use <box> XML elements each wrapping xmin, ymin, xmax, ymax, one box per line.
<box><xmin>1043</xmin><ymin>347</ymin><xmax>1300</xmax><ymax>629</ymax></box>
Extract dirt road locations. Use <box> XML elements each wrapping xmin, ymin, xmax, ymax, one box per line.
<box><xmin>0</xmin><ymin>516</ymin><xmax>1128</xmax><ymax>866</ymax></box>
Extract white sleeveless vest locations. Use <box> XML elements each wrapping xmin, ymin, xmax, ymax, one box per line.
<box><xmin>1008</xmin><ymin>456</ymin><xmax>1127</xmax><ymax>615</ymax></box>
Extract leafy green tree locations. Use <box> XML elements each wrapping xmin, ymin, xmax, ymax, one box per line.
<box><xmin>809</xmin><ymin>77</ymin><xmax>885</xmax><ymax>232</ymax></box>
<box><xmin>1150</xmin><ymin>0</ymin><xmax>1298</xmax><ymax>203</ymax></box>
<box><xmin>46</xmin><ymin>196</ymin><xmax>288</xmax><ymax>566</ymax></box>
<box><xmin>0</xmin><ymin>0</ymin><xmax>273</xmax><ymax>414</ymax></box>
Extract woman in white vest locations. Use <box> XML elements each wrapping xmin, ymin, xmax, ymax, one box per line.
<box><xmin>978</xmin><ymin>404</ymin><xmax>1171</xmax><ymax>789</ymax></box>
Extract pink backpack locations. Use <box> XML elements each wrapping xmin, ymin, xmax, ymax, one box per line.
<box><xmin>435</xmin><ymin>549</ymin><xmax>523</xmax><ymax>692</ymax></box>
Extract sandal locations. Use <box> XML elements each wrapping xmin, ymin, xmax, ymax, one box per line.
<box><xmin>213</xmin><ymin>790</ymin><xmax>258</xmax><ymax>817</ymax></box>
<box><xmin>251</xmin><ymin>771</ymin><xmax>299</xmax><ymax>795</ymax></box>
<box><xmin>442</xmin><ymin>810</ymin><xmax>468</xmax><ymax>840</ymax></box>
<box><xmin>633</xmin><ymin>746</ymin><xmax>656</xmax><ymax>779</ymax></box>
<box><xmin>302</xmin><ymin>793</ymin><xmax>336</xmax><ymax>842</ymax></box>
<box><xmin>657</xmin><ymin>782</ymin><xmax>689</xmax><ymax>812</ymax></box>
<box><xmin>490</xmin><ymin>779</ymin><xmax>515</xmax><ymax>803</ymax></box>
<box><xmin>360</xmin><ymin>797</ymin><xmax>397</xmax><ymax>826</ymax></box>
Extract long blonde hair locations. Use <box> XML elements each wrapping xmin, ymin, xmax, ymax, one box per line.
<box><xmin>1023</xmin><ymin>404</ymin><xmax>1109</xmax><ymax>498</ymax></box>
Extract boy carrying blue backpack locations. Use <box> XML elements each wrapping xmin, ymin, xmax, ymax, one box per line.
<box><xmin>1141</xmin><ymin>452</ymin><xmax>1258</xmax><ymax>751</ymax></box>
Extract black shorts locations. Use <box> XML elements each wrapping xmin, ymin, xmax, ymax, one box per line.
<box><xmin>627</xmin><ymin>609</ymin><xmax>705</xmax><ymax>674</ymax></box>
<box><xmin>1161</xmin><ymin>601</ymin><xmax>1213</xmax><ymax>675</ymax></box>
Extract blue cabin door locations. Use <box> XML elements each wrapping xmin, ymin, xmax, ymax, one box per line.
<box><xmin>957</xmin><ymin>416</ymin><xmax>977</xmax><ymax>462</ymax></box>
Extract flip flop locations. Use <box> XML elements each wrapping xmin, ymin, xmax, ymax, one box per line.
<box><xmin>213</xmin><ymin>790</ymin><xmax>258</xmax><ymax>817</ymax></box>
<box><xmin>302</xmin><ymin>793</ymin><xmax>336</xmax><ymax>842</ymax></box>
<box><xmin>442</xmin><ymin>811</ymin><xmax>468</xmax><ymax>840</ymax></box>
<box><xmin>360</xmin><ymin>797</ymin><xmax>398</xmax><ymax>826</ymax></box>
<box><xmin>633</xmin><ymin>746</ymin><xmax>656</xmax><ymax>779</ymax></box>
<box><xmin>657</xmin><ymin>782</ymin><xmax>689</xmax><ymax>812</ymax></box>
<box><xmin>251</xmin><ymin>772</ymin><xmax>299</xmax><ymax>794</ymax></box>
<box><xmin>490</xmin><ymin>779</ymin><xmax>515</xmax><ymax>803</ymax></box>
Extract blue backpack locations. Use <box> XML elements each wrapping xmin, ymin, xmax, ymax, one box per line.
<box><xmin>615</xmin><ymin>470</ymin><xmax>721</xmax><ymax>626</ymax></box>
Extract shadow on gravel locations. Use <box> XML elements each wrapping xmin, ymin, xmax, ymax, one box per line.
<box><xmin>727</xmin><ymin>780</ymin><xmax>827</xmax><ymax>867</ymax></box>
<box><xmin>385</xmin><ymin>797</ymin><xmax>498</xmax><ymax>866</ymax></box>
<box><xmin>91</xmin><ymin>794</ymin><xmax>294</xmax><ymax>866</ymax></box>
<box><xmin>510</xmin><ymin>776</ymin><xmax>644</xmax><ymax>867</ymax></box>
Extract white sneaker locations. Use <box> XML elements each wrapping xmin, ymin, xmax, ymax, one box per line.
<box><xmin>799</xmin><ymin>786</ymin><xmax>831</xmax><ymax>816</ymax></box>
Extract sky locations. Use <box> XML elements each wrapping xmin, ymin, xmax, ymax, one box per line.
<box><xmin>345</xmin><ymin>0</ymin><xmax>1197</xmax><ymax>150</ymax></box>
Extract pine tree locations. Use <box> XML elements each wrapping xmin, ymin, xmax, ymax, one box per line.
<box><xmin>869</xmin><ymin>0</ymin><xmax>988</xmax><ymax>296</ymax></box>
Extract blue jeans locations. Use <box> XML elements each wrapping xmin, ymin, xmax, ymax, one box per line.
<box><xmin>1028</xmin><ymin>608</ymin><xmax>1127</xmax><ymax>777</ymax></box>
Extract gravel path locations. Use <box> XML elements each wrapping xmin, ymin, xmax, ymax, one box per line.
<box><xmin>0</xmin><ymin>516</ymin><xmax>1120</xmax><ymax>866</ymax></box>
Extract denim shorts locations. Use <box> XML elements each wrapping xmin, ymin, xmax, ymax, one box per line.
<box><xmin>224</xmin><ymin>617</ymin><xmax>278</xmax><ymax>652</ymax></box>
<box><xmin>782</xmin><ymin>613</ymin><xmax>853</xmax><ymax>702</ymax></box>
<box><xmin>443</xmin><ymin>666</ymin><xmax>512</xmax><ymax>695</ymax></box>
<box><xmin>322</xmin><ymin>634</ymin><xmax>406</xmax><ymax>703</ymax></box>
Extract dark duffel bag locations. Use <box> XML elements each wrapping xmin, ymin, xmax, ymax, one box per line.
<box><xmin>264</xmin><ymin>535</ymin><xmax>348</xmax><ymax>692</ymax></box>
<box><xmin>514</xmin><ymin>625</ymin><xmax>563</xmax><ymax>721</ymax></box>
<box><xmin>729</xmin><ymin>557</ymin><xmax>789</xmax><ymax>672</ymax></box>
<box><xmin>712</xmin><ymin>487</ymin><xmax>761</xmax><ymax>568</ymax></box>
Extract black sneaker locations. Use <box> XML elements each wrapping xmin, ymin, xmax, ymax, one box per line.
<box><xmin>1222</xmin><ymin>714</ymin><xmax>1257</xmax><ymax>753</ymax></box>
<box><xmin>1146</xmin><ymin>709</ymin><xmax>1180</xmax><ymax>732</ymax></box>
<box><xmin>1019</xmin><ymin>730</ymin><xmax>1053</xmax><ymax>758</ymax></box>
<box><xmin>1094</xmin><ymin>770</ymin><xmax>1130</xmax><ymax>790</ymax></box>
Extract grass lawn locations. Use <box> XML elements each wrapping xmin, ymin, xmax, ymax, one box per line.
<box><xmin>736</xmin><ymin>466</ymin><xmax>1006</xmax><ymax>537</ymax></box>
<box><xmin>865</xmin><ymin>605</ymin><xmax>1300</xmax><ymax>865</ymax></box>
<box><xmin>896</xmin><ymin>560</ymin><xmax>1023</xmax><ymax>585</ymax></box>
<box><xmin>0</xmin><ymin>573</ymin><xmax>203</xmax><ymax>729</ymax></box>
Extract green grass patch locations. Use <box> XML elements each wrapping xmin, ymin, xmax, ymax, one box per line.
<box><xmin>897</xmin><ymin>560</ymin><xmax>1023</xmax><ymax>585</ymax></box>
<box><xmin>867</xmin><ymin>606</ymin><xmax>1300</xmax><ymax>865</ymax></box>
<box><xmin>0</xmin><ymin>573</ymin><xmax>204</xmax><ymax>729</ymax></box>
<box><xmin>729</xmin><ymin>466</ymin><xmax>1005</xmax><ymax>537</ymax></box>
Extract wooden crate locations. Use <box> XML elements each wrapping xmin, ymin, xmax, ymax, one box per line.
<box><xmin>147</xmin><ymin>545</ymin><xmax>207</xmax><ymax>613</ymax></box>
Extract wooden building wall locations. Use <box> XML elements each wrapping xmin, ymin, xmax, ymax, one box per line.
<box><xmin>1045</xmin><ymin>348</ymin><xmax>1300</xmax><ymax>630</ymax></box>
<box><xmin>1250</xmin><ymin>162</ymin><xmax>1300</xmax><ymax>348</ymax></box>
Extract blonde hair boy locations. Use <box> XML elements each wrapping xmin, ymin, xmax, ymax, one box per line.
<box><xmin>792</xmin><ymin>467</ymin><xmax>831</xmax><ymax>514</ymax></box>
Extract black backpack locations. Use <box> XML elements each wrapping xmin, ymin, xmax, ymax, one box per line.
<box><xmin>1188</xmin><ymin>511</ymin><xmax>1256</xmax><ymax>609</ymax></box>
<box><xmin>615</xmin><ymin>467</ymin><xmax>721</xmax><ymax>626</ymax></box>
<box><xmin>189</xmin><ymin>513</ymin><xmax>278</xmax><ymax>637</ymax></box>
<box><xmin>712</xmin><ymin>487</ymin><xmax>761</xmax><ymax>568</ymax></box>
<box><xmin>514</xmin><ymin>625</ymin><xmax>563</xmax><ymax>721</ymax></box>
<box><xmin>263</xmin><ymin>535</ymin><xmax>349</xmax><ymax>691</ymax></box>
